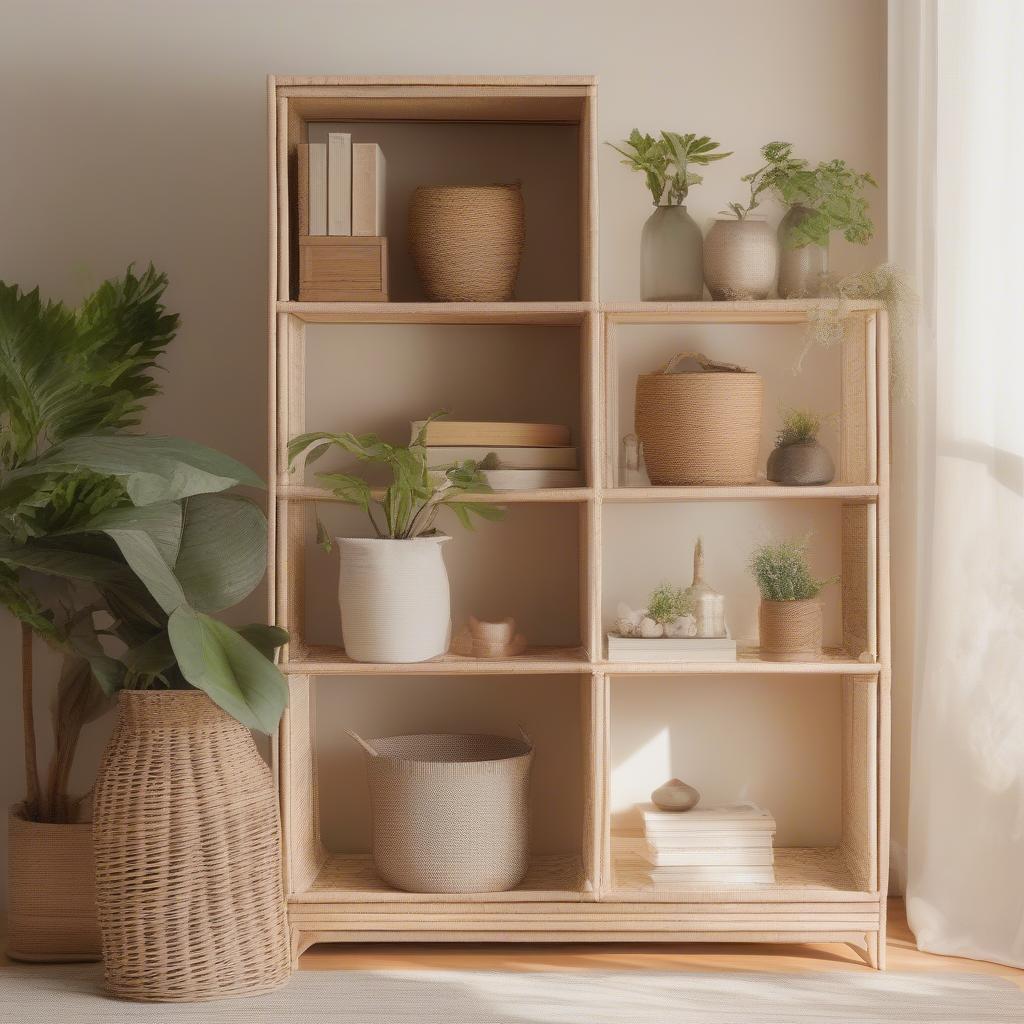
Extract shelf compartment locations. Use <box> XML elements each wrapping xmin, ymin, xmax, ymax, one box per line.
<box><xmin>282</xmin><ymin>643</ymin><xmax>591</xmax><ymax>675</ymax></box>
<box><xmin>295</xmin><ymin>852</ymin><xmax>588</xmax><ymax>904</ymax></box>
<box><xmin>608</xmin><ymin>845</ymin><xmax>876</xmax><ymax>903</ymax></box>
<box><xmin>603</xmin><ymin>310</ymin><xmax>879</xmax><ymax>490</ymax></box>
<box><xmin>278</xmin><ymin>301</ymin><xmax>592</xmax><ymax>326</ymax></box>
<box><xmin>602</xmin><ymin>484</ymin><xmax>878</xmax><ymax>503</ymax></box>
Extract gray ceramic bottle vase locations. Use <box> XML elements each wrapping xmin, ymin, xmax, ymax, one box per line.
<box><xmin>642</xmin><ymin>204</ymin><xmax>703</xmax><ymax>300</ymax></box>
<box><xmin>777</xmin><ymin>205</ymin><xmax>829</xmax><ymax>298</ymax></box>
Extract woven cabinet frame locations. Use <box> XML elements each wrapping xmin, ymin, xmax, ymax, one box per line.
<box><xmin>93</xmin><ymin>691</ymin><xmax>291</xmax><ymax>1002</ymax></box>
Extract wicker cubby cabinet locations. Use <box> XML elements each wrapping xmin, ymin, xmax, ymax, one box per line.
<box><xmin>267</xmin><ymin>76</ymin><xmax>890</xmax><ymax>968</ymax></box>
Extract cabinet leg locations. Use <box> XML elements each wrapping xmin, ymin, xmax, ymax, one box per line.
<box><xmin>847</xmin><ymin>932</ymin><xmax>881</xmax><ymax>969</ymax></box>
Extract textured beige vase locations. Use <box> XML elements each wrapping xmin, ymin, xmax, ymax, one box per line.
<box><xmin>337</xmin><ymin>535</ymin><xmax>451</xmax><ymax>663</ymax></box>
<box><xmin>6</xmin><ymin>804</ymin><xmax>101</xmax><ymax>963</ymax></box>
<box><xmin>759</xmin><ymin>600</ymin><xmax>823</xmax><ymax>662</ymax></box>
<box><xmin>703</xmin><ymin>218</ymin><xmax>778</xmax><ymax>300</ymax></box>
<box><xmin>93</xmin><ymin>691</ymin><xmax>291</xmax><ymax>1001</ymax></box>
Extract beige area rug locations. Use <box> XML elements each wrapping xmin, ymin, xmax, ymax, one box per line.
<box><xmin>1</xmin><ymin>964</ymin><xmax>1022</xmax><ymax>1022</ymax></box>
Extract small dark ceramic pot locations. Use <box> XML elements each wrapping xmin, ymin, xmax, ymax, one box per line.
<box><xmin>767</xmin><ymin>440</ymin><xmax>835</xmax><ymax>486</ymax></box>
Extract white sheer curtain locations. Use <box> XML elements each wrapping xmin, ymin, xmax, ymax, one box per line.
<box><xmin>890</xmin><ymin>0</ymin><xmax>1024</xmax><ymax>968</ymax></box>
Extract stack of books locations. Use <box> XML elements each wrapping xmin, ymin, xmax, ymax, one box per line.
<box><xmin>413</xmin><ymin>420</ymin><xmax>582</xmax><ymax>490</ymax></box>
<box><xmin>298</xmin><ymin>134</ymin><xmax>385</xmax><ymax>237</ymax></box>
<box><xmin>638</xmin><ymin>802</ymin><xmax>776</xmax><ymax>888</ymax></box>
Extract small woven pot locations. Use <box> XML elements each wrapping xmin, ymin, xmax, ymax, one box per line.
<box><xmin>351</xmin><ymin>730</ymin><xmax>533</xmax><ymax>894</ymax></box>
<box><xmin>409</xmin><ymin>184</ymin><xmax>525</xmax><ymax>301</ymax></box>
<box><xmin>6</xmin><ymin>804</ymin><xmax>100</xmax><ymax>962</ymax></box>
<box><xmin>93</xmin><ymin>691</ymin><xmax>291</xmax><ymax>1002</ymax></box>
<box><xmin>767</xmin><ymin>439</ymin><xmax>835</xmax><ymax>485</ymax></box>
<box><xmin>759</xmin><ymin>600</ymin><xmax>823</xmax><ymax>662</ymax></box>
<box><xmin>703</xmin><ymin>218</ymin><xmax>778</xmax><ymax>300</ymax></box>
<box><xmin>635</xmin><ymin>352</ymin><xmax>764</xmax><ymax>485</ymax></box>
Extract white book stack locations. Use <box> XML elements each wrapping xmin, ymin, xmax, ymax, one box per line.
<box><xmin>639</xmin><ymin>802</ymin><xmax>777</xmax><ymax>888</ymax></box>
<box><xmin>413</xmin><ymin>421</ymin><xmax>582</xmax><ymax>491</ymax></box>
<box><xmin>606</xmin><ymin>634</ymin><xmax>737</xmax><ymax>663</ymax></box>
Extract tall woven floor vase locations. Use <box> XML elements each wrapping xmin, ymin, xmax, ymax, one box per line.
<box><xmin>6</xmin><ymin>804</ymin><xmax>100</xmax><ymax>962</ymax></box>
<box><xmin>93</xmin><ymin>691</ymin><xmax>291</xmax><ymax>1002</ymax></box>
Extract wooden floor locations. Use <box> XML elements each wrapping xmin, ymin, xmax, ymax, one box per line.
<box><xmin>301</xmin><ymin>899</ymin><xmax>1024</xmax><ymax>989</ymax></box>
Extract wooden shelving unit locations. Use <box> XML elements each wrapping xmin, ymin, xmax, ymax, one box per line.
<box><xmin>268</xmin><ymin>76</ymin><xmax>890</xmax><ymax>968</ymax></box>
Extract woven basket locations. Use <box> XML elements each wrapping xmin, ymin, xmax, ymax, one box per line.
<box><xmin>93</xmin><ymin>691</ymin><xmax>291</xmax><ymax>1002</ymax></box>
<box><xmin>635</xmin><ymin>352</ymin><xmax>764</xmax><ymax>485</ymax></box>
<box><xmin>350</xmin><ymin>730</ymin><xmax>533</xmax><ymax>894</ymax></box>
<box><xmin>408</xmin><ymin>184</ymin><xmax>525</xmax><ymax>301</ymax></box>
<box><xmin>759</xmin><ymin>599</ymin><xmax>823</xmax><ymax>662</ymax></box>
<box><xmin>6</xmin><ymin>803</ymin><xmax>100</xmax><ymax>962</ymax></box>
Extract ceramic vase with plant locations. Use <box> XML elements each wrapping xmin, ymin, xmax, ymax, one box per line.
<box><xmin>703</xmin><ymin>142</ymin><xmax>797</xmax><ymax>299</ymax></box>
<box><xmin>289</xmin><ymin>414</ymin><xmax>504</xmax><ymax>663</ymax></box>
<box><xmin>749</xmin><ymin>535</ymin><xmax>835</xmax><ymax>661</ymax></box>
<box><xmin>758</xmin><ymin>142</ymin><xmax>877</xmax><ymax>298</ymax></box>
<box><xmin>767</xmin><ymin>408</ymin><xmax>835</xmax><ymax>485</ymax></box>
<box><xmin>609</xmin><ymin>130</ymin><xmax>731</xmax><ymax>300</ymax></box>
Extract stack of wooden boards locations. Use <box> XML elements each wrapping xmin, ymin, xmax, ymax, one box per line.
<box><xmin>636</xmin><ymin>803</ymin><xmax>777</xmax><ymax>888</ymax></box>
<box><xmin>412</xmin><ymin>420</ymin><xmax>582</xmax><ymax>490</ymax></box>
<box><xmin>297</xmin><ymin>132</ymin><xmax>387</xmax><ymax>300</ymax></box>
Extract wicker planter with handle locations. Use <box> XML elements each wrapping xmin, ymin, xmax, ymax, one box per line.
<box><xmin>409</xmin><ymin>184</ymin><xmax>525</xmax><ymax>301</ymax></box>
<box><xmin>6</xmin><ymin>803</ymin><xmax>101</xmax><ymax>962</ymax></box>
<box><xmin>93</xmin><ymin>691</ymin><xmax>291</xmax><ymax>1002</ymax></box>
<box><xmin>635</xmin><ymin>352</ymin><xmax>764</xmax><ymax>485</ymax></box>
<box><xmin>759</xmin><ymin>599</ymin><xmax>824</xmax><ymax>662</ymax></box>
<box><xmin>350</xmin><ymin>729</ymin><xmax>533</xmax><ymax>894</ymax></box>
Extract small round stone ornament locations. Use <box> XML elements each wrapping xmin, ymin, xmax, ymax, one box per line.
<box><xmin>651</xmin><ymin>778</ymin><xmax>701</xmax><ymax>811</ymax></box>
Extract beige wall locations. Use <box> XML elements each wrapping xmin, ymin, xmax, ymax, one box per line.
<box><xmin>0</xmin><ymin>0</ymin><xmax>889</xmax><ymax>904</ymax></box>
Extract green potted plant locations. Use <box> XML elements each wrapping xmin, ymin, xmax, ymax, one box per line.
<box><xmin>0</xmin><ymin>268</ymin><xmax>292</xmax><ymax>997</ymax></box>
<box><xmin>609</xmin><ymin>130</ymin><xmax>731</xmax><ymax>300</ymax></box>
<box><xmin>289</xmin><ymin>414</ymin><xmax>503</xmax><ymax>663</ymax></box>
<box><xmin>755</xmin><ymin>141</ymin><xmax>877</xmax><ymax>298</ymax></box>
<box><xmin>703</xmin><ymin>141</ymin><xmax>803</xmax><ymax>299</ymax></box>
<box><xmin>766</xmin><ymin>407</ymin><xmax>835</xmax><ymax>485</ymax></box>
<box><xmin>748</xmin><ymin>535</ymin><xmax>835</xmax><ymax>661</ymax></box>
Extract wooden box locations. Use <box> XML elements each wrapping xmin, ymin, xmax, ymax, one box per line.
<box><xmin>299</xmin><ymin>236</ymin><xmax>388</xmax><ymax>302</ymax></box>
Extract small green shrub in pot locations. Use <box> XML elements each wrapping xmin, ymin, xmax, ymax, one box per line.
<box><xmin>288</xmin><ymin>413</ymin><xmax>505</xmax><ymax>663</ymax></box>
<box><xmin>749</xmin><ymin>535</ymin><xmax>836</xmax><ymax>662</ymax></box>
<box><xmin>609</xmin><ymin>130</ymin><xmax>731</xmax><ymax>300</ymax></box>
<box><xmin>751</xmin><ymin>141</ymin><xmax>877</xmax><ymax>298</ymax></box>
<box><xmin>766</xmin><ymin>407</ymin><xmax>835</xmax><ymax>486</ymax></box>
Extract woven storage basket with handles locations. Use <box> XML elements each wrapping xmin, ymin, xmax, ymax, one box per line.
<box><xmin>350</xmin><ymin>729</ymin><xmax>533</xmax><ymax>894</ymax></box>
<box><xmin>635</xmin><ymin>352</ymin><xmax>764</xmax><ymax>485</ymax></box>
<box><xmin>92</xmin><ymin>691</ymin><xmax>291</xmax><ymax>1002</ymax></box>
<box><xmin>408</xmin><ymin>184</ymin><xmax>525</xmax><ymax>301</ymax></box>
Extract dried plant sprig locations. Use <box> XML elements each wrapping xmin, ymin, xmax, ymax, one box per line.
<box><xmin>748</xmin><ymin>535</ymin><xmax>836</xmax><ymax>602</ymax></box>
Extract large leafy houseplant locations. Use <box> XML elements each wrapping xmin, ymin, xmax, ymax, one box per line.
<box><xmin>0</xmin><ymin>267</ymin><xmax>287</xmax><ymax>825</ymax></box>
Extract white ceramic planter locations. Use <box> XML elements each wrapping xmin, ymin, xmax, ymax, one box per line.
<box><xmin>703</xmin><ymin>218</ymin><xmax>778</xmax><ymax>300</ymax></box>
<box><xmin>336</xmin><ymin>535</ymin><xmax>451</xmax><ymax>663</ymax></box>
